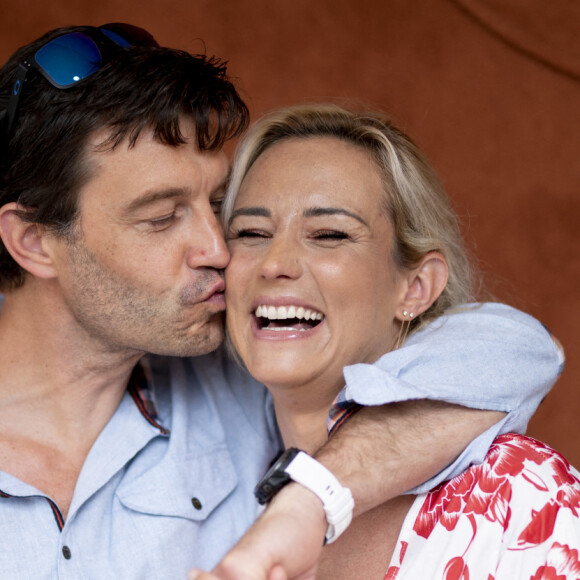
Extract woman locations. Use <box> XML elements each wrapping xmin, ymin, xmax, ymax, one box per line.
<box><xmin>223</xmin><ymin>104</ymin><xmax>580</xmax><ymax>578</ymax></box>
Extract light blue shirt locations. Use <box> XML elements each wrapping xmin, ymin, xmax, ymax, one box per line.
<box><xmin>0</xmin><ymin>303</ymin><xmax>563</xmax><ymax>578</ymax></box>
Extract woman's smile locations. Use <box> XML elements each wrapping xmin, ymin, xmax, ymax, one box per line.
<box><xmin>252</xmin><ymin>297</ymin><xmax>325</xmax><ymax>336</ymax></box>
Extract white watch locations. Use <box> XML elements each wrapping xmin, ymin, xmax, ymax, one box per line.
<box><xmin>254</xmin><ymin>448</ymin><xmax>355</xmax><ymax>544</ymax></box>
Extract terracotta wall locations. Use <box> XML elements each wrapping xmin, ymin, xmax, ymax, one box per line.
<box><xmin>1</xmin><ymin>0</ymin><xmax>578</xmax><ymax>465</ymax></box>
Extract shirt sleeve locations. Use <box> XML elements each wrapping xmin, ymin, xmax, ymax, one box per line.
<box><xmin>327</xmin><ymin>302</ymin><xmax>565</xmax><ymax>493</ymax></box>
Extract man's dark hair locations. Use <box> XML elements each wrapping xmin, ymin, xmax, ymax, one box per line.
<box><xmin>0</xmin><ymin>24</ymin><xmax>249</xmax><ymax>290</ymax></box>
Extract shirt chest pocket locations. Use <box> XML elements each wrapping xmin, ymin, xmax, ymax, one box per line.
<box><xmin>115</xmin><ymin>445</ymin><xmax>238</xmax><ymax>522</ymax></box>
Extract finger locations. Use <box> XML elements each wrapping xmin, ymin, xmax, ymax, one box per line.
<box><xmin>268</xmin><ymin>564</ymin><xmax>287</xmax><ymax>580</ymax></box>
<box><xmin>188</xmin><ymin>570</ymin><xmax>215</xmax><ymax>580</ymax></box>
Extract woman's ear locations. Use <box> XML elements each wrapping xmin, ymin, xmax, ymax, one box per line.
<box><xmin>398</xmin><ymin>251</ymin><xmax>449</xmax><ymax>319</ymax></box>
<box><xmin>0</xmin><ymin>203</ymin><xmax>59</xmax><ymax>280</ymax></box>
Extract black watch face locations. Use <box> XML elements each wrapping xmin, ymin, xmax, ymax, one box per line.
<box><xmin>254</xmin><ymin>448</ymin><xmax>301</xmax><ymax>504</ymax></box>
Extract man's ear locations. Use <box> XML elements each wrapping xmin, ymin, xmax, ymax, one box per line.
<box><xmin>397</xmin><ymin>251</ymin><xmax>449</xmax><ymax>319</ymax></box>
<box><xmin>0</xmin><ymin>202</ymin><xmax>59</xmax><ymax>280</ymax></box>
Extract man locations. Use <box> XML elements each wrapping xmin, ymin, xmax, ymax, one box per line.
<box><xmin>0</xmin><ymin>24</ymin><xmax>561</xmax><ymax>579</ymax></box>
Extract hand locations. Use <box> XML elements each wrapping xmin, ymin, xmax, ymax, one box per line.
<box><xmin>188</xmin><ymin>483</ymin><xmax>327</xmax><ymax>580</ymax></box>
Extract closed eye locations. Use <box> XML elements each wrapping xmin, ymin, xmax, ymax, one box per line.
<box><xmin>312</xmin><ymin>230</ymin><xmax>350</xmax><ymax>241</ymax></box>
<box><xmin>147</xmin><ymin>213</ymin><xmax>177</xmax><ymax>229</ymax></box>
<box><xmin>229</xmin><ymin>228</ymin><xmax>271</xmax><ymax>239</ymax></box>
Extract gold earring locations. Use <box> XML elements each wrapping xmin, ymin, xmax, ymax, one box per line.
<box><xmin>395</xmin><ymin>311</ymin><xmax>414</xmax><ymax>350</ymax></box>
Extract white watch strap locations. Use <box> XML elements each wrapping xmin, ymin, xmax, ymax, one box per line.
<box><xmin>285</xmin><ymin>451</ymin><xmax>354</xmax><ymax>544</ymax></box>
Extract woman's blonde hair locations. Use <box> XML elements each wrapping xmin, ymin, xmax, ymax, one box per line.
<box><xmin>224</xmin><ymin>103</ymin><xmax>479</xmax><ymax>332</ymax></box>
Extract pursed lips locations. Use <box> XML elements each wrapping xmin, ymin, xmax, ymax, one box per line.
<box><xmin>200</xmin><ymin>278</ymin><xmax>226</xmax><ymax>302</ymax></box>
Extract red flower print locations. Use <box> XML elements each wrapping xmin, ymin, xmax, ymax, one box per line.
<box><xmin>384</xmin><ymin>540</ymin><xmax>409</xmax><ymax>578</ymax></box>
<box><xmin>414</xmin><ymin>446</ymin><xmax>513</xmax><ymax>538</ymax></box>
<box><xmin>556</xmin><ymin>484</ymin><xmax>580</xmax><ymax>516</ymax></box>
<box><xmin>491</xmin><ymin>435</ymin><xmax>580</xmax><ymax>494</ymax></box>
<box><xmin>530</xmin><ymin>542</ymin><xmax>580</xmax><ymax>578</ymax></box>
<box><xmin>444</xmin><ymin>556</ymin><xmax>470</xmax><ymax>579</ymax></box>
<box><xmin>487</xmin><ymin>435</ymin><xmax>546</xmax><ymax>478</ymax></box>
<box><xmin>517</xmin><ymin>501</ymin><xmax>561</xmax><ymax>547</ymax></box>
<box><xmin>531</xmin><ymin>567</ymin><xmax>566</xmax><ymax>580</ymax></box>
<box><xmin>414</xmin><ymin>435</ymin><xmax>580</xmax><ymax>544</ymax></box>
<box><xmin>398</xmin><ymin>541</ymin><xmax>408</xmax><ymax>564</ymax></box>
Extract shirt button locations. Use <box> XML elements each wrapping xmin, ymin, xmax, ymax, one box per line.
<box><xmin>191</xmin><ymin>497</ymin><xmax>202</xmax><ymax>510</ymax></box>
<box><xmin>62</xmin><ymin>546</ymin><xmax>72</xmax><ymax>559</ymax></box>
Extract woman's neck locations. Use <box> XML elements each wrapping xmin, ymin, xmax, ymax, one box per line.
<box><xmin>269</xmin><ymin>383</ymin><xmax>340</xmax><ymax>453</ymax></box>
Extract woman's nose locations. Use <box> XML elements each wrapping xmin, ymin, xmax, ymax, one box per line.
<box><xmin>259</xmin><ymin>236</ymin><xmax>303</xmax><ymax>280</ymax></box>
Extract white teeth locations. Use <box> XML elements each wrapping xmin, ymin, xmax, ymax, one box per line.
<box><xmin>253</xmin><ymin>304</ymin><xmax>324</xmax><ymax>322</ymax></box>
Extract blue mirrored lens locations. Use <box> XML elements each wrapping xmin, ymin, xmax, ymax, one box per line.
<box><xmin>34</xmin><ymin>32</ymin><xmax>102</xmax><ymax>88</ymax></box>
<box><xmin>101</xmin><ymin>28</ymin><xmax>131</xmax><ymax>48</ymax></box>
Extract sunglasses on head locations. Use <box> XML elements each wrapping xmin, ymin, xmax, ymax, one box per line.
<box><xmin>2</xmin><ymin>23</ymin><xmax>159</xmax><ymax>145</ymax></box>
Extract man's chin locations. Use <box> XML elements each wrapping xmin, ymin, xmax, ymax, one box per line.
<box><xmin>188</xmin><ymin>331</ymin><xmax>225</xmax><ymax>357</ymax></box>
<box><xmin>139</xmin><ymin>313</ymin><xmax>226</xmax><ymax>358</ymax></box>
<box><xmin>173</xmin><ymin>319</ymin><xmax>225</xmax><ymax>357</ymax></box>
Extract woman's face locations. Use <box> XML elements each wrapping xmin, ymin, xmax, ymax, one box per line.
<box><xmin>225</xmin><ymin>136</ymin><xmax>408</xmax><ymax>396</ymax></box>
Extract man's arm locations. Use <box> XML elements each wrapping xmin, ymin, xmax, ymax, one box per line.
<box><xmin>316</xmin><ymin>401</ymin><xmax>505</xmax><ymax>514</ymax></box>
<box><xmin>338</xmin><ymin>303</ymin><xmax>564</xmax><ymax>490</ymax></box>
<box><xmin>189</xmin><ymin>303</ymin><xmax>563</xmax><ymax>579</ymax></box>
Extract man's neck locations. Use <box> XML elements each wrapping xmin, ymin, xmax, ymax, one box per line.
<box><xmin>0</xmin><ymin>284</ymin><xmax>141</xmax><ymax>421</ymax></box>
<box><xmin>0</xmin><ymin>283</ymin><xmax>142</xmax><ymax>516</ymax></box>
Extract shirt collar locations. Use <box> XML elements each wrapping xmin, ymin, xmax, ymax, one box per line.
<box><xmin>127</xmin><ymin>359</ymin><xmax>170</xmax><ymax>435</ymax></box>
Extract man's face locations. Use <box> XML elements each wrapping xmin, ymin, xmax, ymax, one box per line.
<box><xmin>51</xmin><ymin>122</ymin><xmax>230</xmax><ymax>358</ymax></box>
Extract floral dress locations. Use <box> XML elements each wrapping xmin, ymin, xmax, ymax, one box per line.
<box><xmin>385</xmin><ymin>434</ymin><xmax>580</xmax><ymax>579</ymax></box>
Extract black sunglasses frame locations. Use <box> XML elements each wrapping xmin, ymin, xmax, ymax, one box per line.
<box><xmin>1</xmin><ymin>24</ymin><xmax>158</xmax><ymax>154</ymax></box>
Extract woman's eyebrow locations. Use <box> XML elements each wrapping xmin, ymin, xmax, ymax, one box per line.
<box><xmin>304</xmin><ymin>206</ymin><xmax>368</xmax><ymax>226</ymax></box>
<box><xmin>228</xmin><ymin>206</ymin><xmax>271</xmax><ymax>225</ymax></box>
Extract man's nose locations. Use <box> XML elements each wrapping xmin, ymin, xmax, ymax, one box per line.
<box><xmin>185</xmin><ymin>210</ymin><xmax>230</xmax><ymax>270</ymax></box>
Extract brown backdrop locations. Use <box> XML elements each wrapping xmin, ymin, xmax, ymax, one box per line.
<box><xmin>1</xmin><ymin>0</ymin><xmax>579</xmax><ymax>465</ymax></box>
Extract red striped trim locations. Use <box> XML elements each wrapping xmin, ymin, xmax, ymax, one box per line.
<box><xmin>128</xmin><ymin>385</ymin><xmax>168</xmax><ymax>434</ymax></box>
<box><xmin>328</xmin><ymin>405</ymin><xmax>362</xmax><ymax>437</ymax></box>
<box><xmin>126</xmin><ymin>362</ymin><xmax>169</xmax><ymax>435</ymax></box>
<box><xmin>0</xmin><ymin>489</ymin><xmax>65</xmax><ymax>532</ymax></box>
<box><xmin>46</xmin><ymin>498</ymin><xmax>65</xmax><ymax>531</ymax></box>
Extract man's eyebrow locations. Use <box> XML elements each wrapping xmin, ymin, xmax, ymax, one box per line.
<box><xmin>122</xmin><ymin>168</ymin><xmax>232</xmax><ymax>214</ymax></box>
<box><xmin>304</xmin><ymin>207</ymin><xmax>368</xmax><ymax>226</ymax></box>
<box><xmin>228</xmin><ymin>206</ymin><xmax>271</xmax><ymax>225</ymax></box>
<box><xmin>123</xmin><ymin>188</ymin><xmax>188</xmax><ymax>214</ymax></box>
